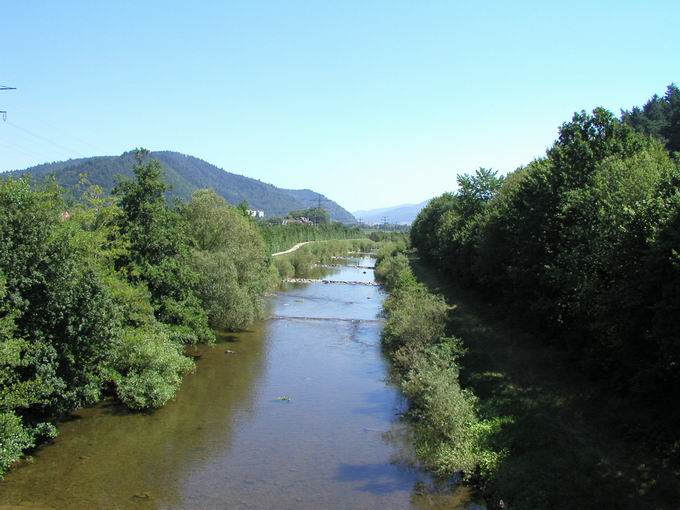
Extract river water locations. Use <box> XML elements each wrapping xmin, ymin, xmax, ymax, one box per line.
<box><xmin>0</xmin><ymin>257</ymin><xmax>480</xmax><ymax>509</ymax></box>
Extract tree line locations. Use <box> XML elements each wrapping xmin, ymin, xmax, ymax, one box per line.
<box><xmin>260</xmin><ymin>221</ymin><xmax>363</xmax><ymax>254</ymax></box>
<box><xmin>411</xmin><ymin>84</ymin><xmax>680</xmax><ymax>406</ymax></box>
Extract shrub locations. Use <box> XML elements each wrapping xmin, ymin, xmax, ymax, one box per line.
<box><xmin>0</xmin><ymin>412</ymin><xmax>33</xmax><ymax>476</ymax></box>
<box><xmin>378</xmin><ymin>250</ymin><xmax>500</xmax><ymax>478</ymax></box>
<box><xmin>114</xmin><ymin>327</ymin><xmax>194</xmax><ymax>410</ymax></box>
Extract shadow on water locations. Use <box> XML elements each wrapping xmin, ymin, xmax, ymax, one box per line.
<box><xmin>351</xmin><ymin>387</ymin><xmax>406</xmax><ymax>417</ymax></box>
<box><xmin>216</xmin><ymin>332</ymin><xmax>241</xmax><ymax>343</ymax></box>
<box><xmin>97</xmin><ymin>399</ymin><xmax>138</xmax><ymax>416</ymax></box>
<box><xmin>335</xmin><ymin>462</ymin><xmax>421</xmax><ymax>495</ymax></box>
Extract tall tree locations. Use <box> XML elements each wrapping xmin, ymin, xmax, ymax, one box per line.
<box><xmin>622</xmin><ymin>84</ymin><xmax>680</xmax><ymax>153</ymax></box>
<box><xmin>113</xmin><ymin>149</ymin><xmax>211</xmax><ymax>344</ymax></box>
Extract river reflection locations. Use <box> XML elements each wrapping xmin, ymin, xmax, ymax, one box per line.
<box><xmin>0</xmin><ymin>257</ymin><xmax>482</xmax><ymax>510</ymax></box>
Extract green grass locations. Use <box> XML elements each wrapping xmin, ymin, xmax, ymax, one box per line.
<box><xmin>411</xmin><ymin>257</ymin><xmax>680</xmax><ymax>510</ymax></box>
<box><xmin>271</xmin><ymin>239</ymin><xmax>377</xmax><ymax>280</ymax></box>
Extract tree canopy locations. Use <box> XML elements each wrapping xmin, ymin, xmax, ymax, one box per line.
<box><xmin>411</xmin><ymin>90</ymin><xmax>680</xmax><ymax>401</ymax></box>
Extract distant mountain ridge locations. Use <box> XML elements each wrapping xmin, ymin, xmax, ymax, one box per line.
<box><xmin>354</xmin><ymin>200</ymin><xmax>429</xmax><ymax>225</ymax></box>
<box><xmin>5</xmin><ymin>151</ymin><xmax>356</xmax><ymax>223</ymax></box>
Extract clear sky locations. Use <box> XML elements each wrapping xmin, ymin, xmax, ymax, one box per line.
<box><xmin>1</xmin><ymin>1</ymin><xmax>678</xmax><ymax>211</ymax></box>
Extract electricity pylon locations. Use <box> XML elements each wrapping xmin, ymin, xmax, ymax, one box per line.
<box><xmin>1</xmin><ymin>85</ymin><xmax>16</xmax><ymax>121</ymax></box>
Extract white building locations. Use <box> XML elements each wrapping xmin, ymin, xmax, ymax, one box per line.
<box><xmin>247</xmin><ymin>209</ymin><xmax>265</xmax><ymax>218</ymax></box>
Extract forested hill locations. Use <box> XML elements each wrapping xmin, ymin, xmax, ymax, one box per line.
<box><xmin>6</xmin><ymin>150</ymin><xmax>356</xmax><ymax>222</ymax></box>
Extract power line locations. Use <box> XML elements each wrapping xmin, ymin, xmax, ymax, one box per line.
<box><xmin>0</xmin><ymin>137</ymin><xmax>53</xmax><ymax>161</ymax></box>
<box><xmin>1</xmin><ymin>84</ymin><xmax>16</xmax><ymax>121</ymax></box>
<box><xmin>15</xmin><ymin>110</ymin><xmax>107</xmax><ymax>155</ymax></box>
<box><xmin>1</xmin><ymin>85</ymin><xmax>91</xmax><ymax>159</ymax></box>
<box><xmin>315</xmin><ymin>196</ymin><xmax>332</xmax><ymax>210</ymax></box>
<box><xmin>6</xmin><ymin>120</ymin><xmax>84</xmax><ymax>158</ymax></box>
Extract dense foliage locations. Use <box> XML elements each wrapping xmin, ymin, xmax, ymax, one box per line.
<box><xmin>0</xmin><ymin>152</ymin><xmax>292</xmax><ymax>475</ymax></box>
<box><xmin>411</xmin><ymin>90</ymin><xmax>680</xmax><ymax>403</ymax></box>
<box><xmin>260</xmin><ymin>222</ymin><xmax>363</xmax><ymax>254</ymax></box>
<box><xmin>113</xmin><ymin>153</ymin><xmax>212</xmax><ymax>345</ymax></box>
<box><xmin>622</xmin><ymin>83</ymin><xmax>680</xmax><ymax>153</ymax></box>
<box><xmin>183</xmin><ymin>189</ymin><xmax>272</xmax><ymax>330</ymax></box>
<box><xmin>0</xmin><ymin>179</ymin><xmax>110</xmax><ymax>473</ymax></box>
<box><xmin>287</xmin><ymin>207</ymin><xmax>331</xmax><ymax>224</ymax></box>
<box><xmin>376</xmin><ymin>249</ymin><xmax>502</xmax><ymax>478</ymax></box>
<box><xmin>367</xmin><ymin>230</ymin><xmax>410</xmax><ymax>245</ymax></box>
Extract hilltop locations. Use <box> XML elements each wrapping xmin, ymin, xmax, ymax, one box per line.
<box><xmin>6</xmin><ymin>151</ymin><xmax>356</xmax><ymax>223</ymax></box>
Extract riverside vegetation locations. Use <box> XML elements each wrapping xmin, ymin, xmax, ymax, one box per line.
<box><xmin>375</xmin><ymin>243</ymin><xmax>503</xmax><ymax>482</ymax></box>
<box><xmin>411</xmin><ymin>85</ymin><xmax>680</xmax><ymax>403</ymax></box>
<box><xmin>259</xmin><ymin>212</ymin><xmax>406</xmax><ymax>255</ymax></box>
<box><xmin>0</xmin><ymin>150</ymin><xmax>371</xmax><ymax>476</ymax></box>
<box><xmin>389</xmin><ymin>85</ymin><xmax>680</xmax><ymax>508</ymax></box>
<box><xmin>260</xmin><ymin>221</ymin><xmax>363</xmax><ymax>254</ymax></box>
<box><xmin>271</xmin><ymin>238</ymin><xmax>377</xmax><ymax>280</ymax></box>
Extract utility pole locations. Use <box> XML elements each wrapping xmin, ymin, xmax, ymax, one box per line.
<box><xmin>313</xmin><ymin>196</ymin><xmax>331</xmax><ymax>226</ymax></box>
<box><xmin>1</xmin><ymin>85</ymin><xmax>17</xmax><ymax>121</ymax></box>
<box><xmin>381</xmin><ymin>216</ymin><xmax>388</xmax><ymax>230</ymax></box>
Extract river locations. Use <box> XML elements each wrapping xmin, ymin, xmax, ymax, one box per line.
<box><xmin>0</xmin><ymin>256</ymin><xmax>481</xmax><ymax>509</ymax></box>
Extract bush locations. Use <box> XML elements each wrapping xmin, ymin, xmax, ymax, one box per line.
<box><xmin>0</xmin><ymin>412</ymin><xmax>33</xmax><ymax>476</ymax></box>
<box><xmin>272</xmin><ymin>257</ymin><xmax>295</xmax><ymax>280</ymax></box>
<box><xmin>375</xmin><ymin>252</ymin><xmax>414</xmax><ymax>291</ymax></box>
<box><xmin>400</xmin><ymin>343</ymin><xmax>492</xmax><ymax>476</ymax></box>
<box><xmin>378</xmin><ymin>250</ymin><xmax>500</xmax><ymax>478</ymax></box>
<box><xmin>184</xmin><ymin>189</ymin><xmax>270</xmax><ymax>331</ymax></box>
<box><xmin>191</xmin><ymin>251</ymin><xmax>259</xmax><ymax>331</ymax></box>
<box><xmin>114</xmin><ymin>327</ymin><xmax>194</xmax><ymax>410</ymax></box>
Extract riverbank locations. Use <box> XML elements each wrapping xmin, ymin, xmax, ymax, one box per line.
<box><xmin>270</xmin><ymin>238</ymin><xmax>377</xmax><ymax>281</ymax></box>
<box><xmin>375</xmin><ymin>249</ymin><xmax>500</xmax><ymax>488</ymax></box>
<box><xmin>395</xmin><ymin>253</ymin><xmax>680</xmax><ymax>509</ymax></box>
<box><xmin>0</xmin><ymin>159</ymin><xmax>378</xmax><ymax>480</ymax></box>
<box><xmin>271</xmin><ymin>241</ymin><xmax>314</xmax><ymax>257</ymax></box>
<box><xmin>0</xmin><ymin>254</ymin><xmax>478</xmax><ymax>509</ymax></box>
<box><xmin>261</xmin><ymin>222</ymin><xmax>363</xmax><ymax>254</ymax></box>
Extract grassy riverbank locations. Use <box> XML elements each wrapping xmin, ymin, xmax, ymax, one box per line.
<box><xmin>375</xmin><ymin>247</ymin><xmax>502</xmax><ymax>486</ymax></box>
<box><xmin>271</xmin><ymin>239</ymin><xmax>377</xmax><ymax>280</ymax></box>
<box><xmin>381</xmin><ymin>248</ymin><xmax>680</xmax><ymax>510</ymax></box>
<box><xmin>260</xmin><ymin>223</ymin><xmax>363</xmax><ymax>254</ymax></box>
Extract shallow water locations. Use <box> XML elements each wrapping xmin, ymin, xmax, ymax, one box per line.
<box><xmin>0</xmin><ymin>257</ymin><xmax>481</xmax><ymax>510</ymax></box>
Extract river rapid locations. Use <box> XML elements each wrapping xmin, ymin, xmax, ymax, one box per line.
<box><xmin>0</xmin><ymin>256</ymin><xmax>481</xmax><ymax>510</ymax></box>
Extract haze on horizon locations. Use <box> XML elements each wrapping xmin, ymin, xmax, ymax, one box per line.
<box><xmin>1</xmin><ymin>1</ymin><xmax>678</xmax><ymax>211</ymax></box>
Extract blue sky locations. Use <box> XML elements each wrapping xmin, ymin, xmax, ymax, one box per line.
<box><xmin>1</xmin><ymin>1</ymin><xmax>678</xmax><ymax>211</ymax></box>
